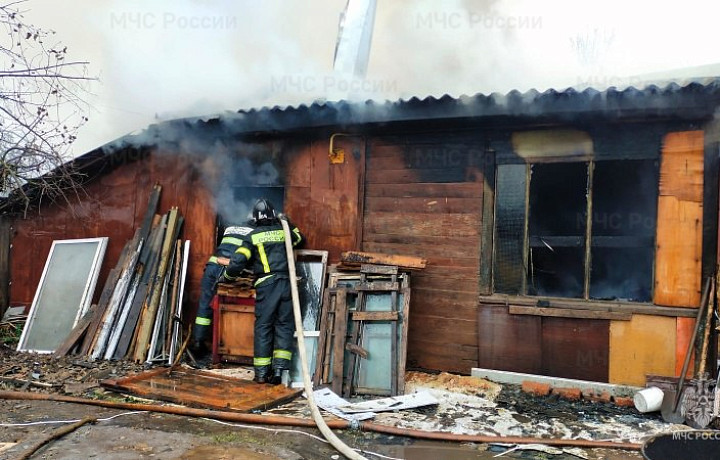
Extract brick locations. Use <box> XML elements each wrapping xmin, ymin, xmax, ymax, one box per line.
<box><xmin>614</xmin><ymin>396</ymin><xmax>635</xmax><ymax>407</ymax></box>
<box><xmin>521</xmin><ymin>380</ymin><xmax>551</xmax><ymax>397</ymax></box>
<box><xmin>554</xmin><ymin>387</ymin><xmax>582</xmax><ymax>401</ymax></box>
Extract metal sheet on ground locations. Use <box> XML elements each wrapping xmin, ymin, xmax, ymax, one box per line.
<box><xmin>100</xmin><ymin>367</ymin><xmax>301</xmax><ymax>412</ymax></box>
<box><xmin>642</xmin><ymin>431</ymin><xmax>720</xmax><ymax>460</ymax></box>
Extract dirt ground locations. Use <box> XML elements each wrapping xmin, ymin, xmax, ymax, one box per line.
<box><xmin>0</xmin><ymin>399</ymin><xmax>643</xmax><ymax>460</ymax></box>
<box><xmin>0</xmin><ymin>344</ymin><xmax>654</xmax><ymax>459</ymax></box>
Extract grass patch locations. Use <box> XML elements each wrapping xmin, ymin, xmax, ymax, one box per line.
<box><xmin>0</xmin><ymin>321</ymin><xmax>23</xmax><ymax>345</ymax></box>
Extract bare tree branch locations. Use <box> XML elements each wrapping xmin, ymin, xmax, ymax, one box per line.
<box><xmin>0</xmin><ymin>1</ymin><xmax>94</xmax><ymax>216</ymax></box>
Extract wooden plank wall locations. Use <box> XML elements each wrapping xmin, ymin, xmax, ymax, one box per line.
<box><xmin>284</xmin><ymin>137</ymin><xmax>365</xmax><ymax>263</ymax></box>
<box><xmin>9</xmin><ymin>151</ymin><xmax>215</xmax><ymax>321</ymax></box>
<box><xmin>0</xmin><ymin>216</ymin><xmax>10</xmax><ymax>318</ymax></box>
<box><xmin>477</xmin><ymin>305</ymin><xmax>610</xmax><ymax>381</ymax></box>
<box><xmin>362</xmin><ymin>138</ymin><xmax>484</xmax><ymax>373</ymax></box>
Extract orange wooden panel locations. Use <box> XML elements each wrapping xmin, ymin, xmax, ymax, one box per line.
<box><xmin>217</xmin><ymin>302</ymin><xmax>255</xmax><ymax>359</ymax></box>
<box><xmin>659</xmin><ymin>131</ymin><xmax>704</xmax><ymax>202</ymax></box>
<box><xmin>653</xmin><ymin>131</ymin><xmax>704</xmax><ymax>308</ymax></box>
<box><xmin>100</xmin><ymin>368</ymin><xmax>300</xmax><ymax>412</ymax></box>
<box><xmin>654</xmin><ymin>197</ymin><xmax>703</xmax><ymax>307</ymax></box>
<box><xmin>675</xmin><ymin>316</ymin><xmax>696</xmax><ymax>377</ymax></box>
<box><xmin>609</xmin><ymin>315</ymin><xmax>676</xmax><ymax>386</ymax></box>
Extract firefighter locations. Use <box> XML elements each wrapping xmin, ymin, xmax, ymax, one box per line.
<box><xmin>222</xmin><ymin>198</ymin><xmax>304</xmax><ymax>384</ymax></box>
<box><xmin>191</xmin><ymin>221</ymin><xmax>254</xmax><ymax>366</ymax></box>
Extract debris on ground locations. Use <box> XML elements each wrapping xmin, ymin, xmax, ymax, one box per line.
<box><xmin>0</xmin><ymin>342</ymin><xmax>702</xmax><ymax>460</ymax></box>
<box><xmin>0</xmin><ymin>343</ymin><xmax>148</xmax><ymax>396</ymax></box>
<box><xmin>406</xmin><ymin>371</ymin><xmax>502</xmax><ymax>401</ymax></box>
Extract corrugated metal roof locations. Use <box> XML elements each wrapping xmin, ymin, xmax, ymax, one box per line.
<box><xmin>103</xmin><ymin>77</ymin><xmax>720</xmax><ymax>153</ymax></box>
<box><xmin>8</xmin><ymin>77</ymin><xmax>720</xmax><ymax>213</ymax></box>
<box><xmin>183</xmin><ymin>77</ymin><xmax>720</xmax><ymax>134</ymax></box>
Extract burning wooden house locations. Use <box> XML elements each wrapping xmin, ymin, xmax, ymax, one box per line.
<box><xmin>2</xmin><ymin>79</ymin><xmax>720</xmax><ymax>387</ymax></box>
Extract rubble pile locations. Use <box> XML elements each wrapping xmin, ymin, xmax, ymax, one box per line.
<box><xmin>0</xmin><ymin>343</ymin><xmax>148</xmax><ymax>396</ymax></box>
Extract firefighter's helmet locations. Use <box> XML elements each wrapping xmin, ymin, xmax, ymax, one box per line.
<box><xmin>252</xmin><ymin>198</ymin><xmax>276</xmax><ymax>223</ymax></box>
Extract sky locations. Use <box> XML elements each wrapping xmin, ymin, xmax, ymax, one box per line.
<box><xmin>18</xmin><ymin>0</ymin><xmax>720</xmax><ymax>154</ymax></box>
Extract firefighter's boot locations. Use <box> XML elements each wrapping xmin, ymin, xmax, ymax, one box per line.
<box><xmin>253</xmin><ymin>365</ymin><xmax>272</xmax><ymax>384</ymax></box>
<box><xmin>269</xmin><ymin>367</ymin><xmax>284</xmax><ymax>385</ymax></box>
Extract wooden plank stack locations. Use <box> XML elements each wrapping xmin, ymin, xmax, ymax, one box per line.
<box><xmin>55</xmin><ymin>184</ymin><xmax>192</xmax><ymax>364</ymax></box>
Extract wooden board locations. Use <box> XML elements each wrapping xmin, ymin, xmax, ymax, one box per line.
<box><xmin>658</xmin><ymin>131</ymin><xmax>704</xmax><ymax>202</ymax></box>
<box><xmin>509</xmin><ymin>305</ymin><xmax>632</xmax><ymax>321</ymax></box>
<box><xmin>363</xmin><ymin>212</ymin><xmax>480</xmax><ymax>238</ymax></box>
<box><xmin>406</xmin><ymin>338</ymin><xmax>478</xmax><ymax>373</ymax></box>
<box><xmin>365</xmin><ymin>182</ymin><xmax>483</xmax><ymax>198</ymax></box>
<box><xmin>341</xmin><ymin>251</ymin><xmax>426</xmax><ymax>269</ymax></box>
<box><xmin>0</xmin><ymin>217</ymin><xmax>10</xmax><ymax>318</ymax></box>
<box><xmin>675</xmin><ymin>316</ymin><xmax>696</xmax><ymax>377</ymax></box>
<box><xmin>478</xmin><ymin>304</ymin><xmax>612</xmax><ymax>381</ymax></box>
<box><xmin>477</xmin><ymin>305</ymin><xmax>542</xmax><ymax>374</ymax></box>
<box><xmin>411</xmin><ymin>289</ymin><xmax>480</xmax><ymax>321</ymax></box>
<box><xmin>654</xmin><ymin>197</ymin><xmax>703</xmax><ymax>307</ymax></box>
<box><xmin>331</xmin><ymin>290</ymin><xmax>348</xmax><ymax>395</ymax></box>
<box><xmin>609</xmin><ymin>314</ymin><xmax>677</xmax><ymax>386</ymax></box>
<box><xmin>541</xmin><ymin>317</ymin><xmax>609</xmax><ymax>382</ymax></box>
<box><xmin>101</xmin><ymin>367</ymin><xmax>301</xmax><ymax>412</ymax></box>
<box><xmin>215</xmin><ymin>297</ymin><xmax>255</xmax><ymax>363</ymax></box>
<box><xmin>479</xmin><ymin>150</ymin><xmax>496</xmax><ymax>295</ymax></box>
<box><xmin>365</xmin><ymin>196</ymin><xmax>478</xmax><ymax>214</ymax></box>
<box><xmin>654</xmin><ymin>131</ymin><xmax>704</xmax><ymax>308</ymax></box>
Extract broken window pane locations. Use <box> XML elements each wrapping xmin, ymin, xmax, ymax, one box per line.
<box><xmin>526</xmin><ymin>163</ymin><xmax>588</xmax><ymax>298</ymax></box>
<box><xmin>494</xmin><ymin>164</ymin><xmax>527</xmax><ymax>294</ymax></box>
<box><xmin>589</xmin><ymin>160</ymin><xmax>658</xmax><ymax>301</ymax></box>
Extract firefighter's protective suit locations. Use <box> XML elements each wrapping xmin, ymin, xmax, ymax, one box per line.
<box><xmin>223</xmin><ymin>209</ymin><xmax>304</xmax><ymax>384</ymax></box>
<box><xmin>192</xmin><ymin>224</ymin><xmax>254</xmax><ymax>359</ymax></box>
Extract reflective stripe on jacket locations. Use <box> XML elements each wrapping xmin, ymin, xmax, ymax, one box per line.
<box><xmin>210</xmin><ymin>225</ymin><xmax>254</xmax><ymax>262</ymax></box>
<box><xmin>225</xmin><ymin>219</ymin><xmax>304</xmax><ymax>280</ymax></box>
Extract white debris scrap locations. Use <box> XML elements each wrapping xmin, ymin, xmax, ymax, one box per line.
<box><xmin>312</xmin><ymin>388</ymin><xmax>375</xmax><ymax>421</ymax></box>
<box><xmin>337</xmin><ymin>391</ymin><xmax>438</xmax><ymax>413</ymax></box>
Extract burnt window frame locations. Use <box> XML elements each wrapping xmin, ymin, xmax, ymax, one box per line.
<box><xmin>492</xmin><ymin>157</ymin><xmax>659</xmax><ymax>303</ymax></box>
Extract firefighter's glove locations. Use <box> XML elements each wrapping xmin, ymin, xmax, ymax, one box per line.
<box><xmin>219</xmin><ymin>268</ymin><xmax>238</xmax><ymax>284</ymax></box>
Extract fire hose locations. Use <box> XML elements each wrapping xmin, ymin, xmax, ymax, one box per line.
<box><xmin>279</xmin><ymin>215</ymin><xmax>368</xmax><ymax>460</ymax></box>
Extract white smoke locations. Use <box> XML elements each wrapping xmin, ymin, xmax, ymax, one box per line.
<box><xmin>20</xmin><ymin>0</ymin><xmax>720</xmax><ymax>155</ymax></box>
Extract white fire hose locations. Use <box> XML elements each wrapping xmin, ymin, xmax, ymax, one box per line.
<box><xmin>279</xmin><ymin>216</ymin><xmax>368</xmax><ymax>460</ymax></box>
